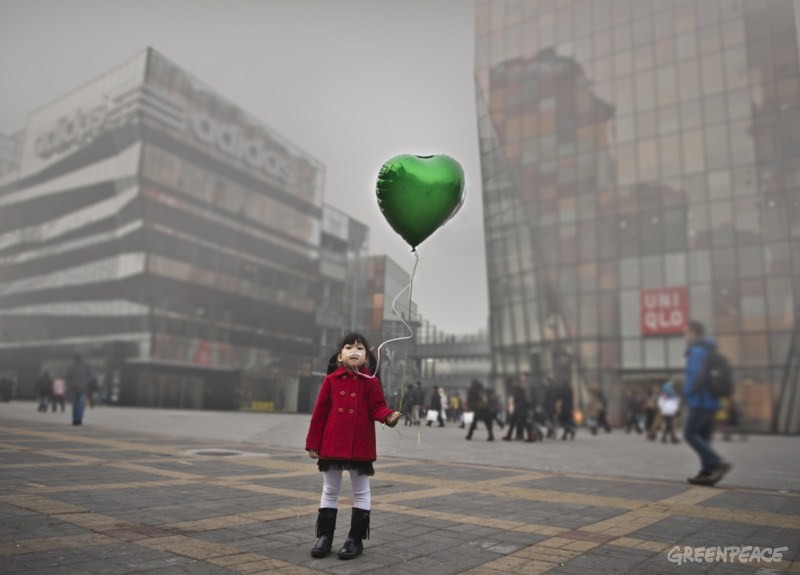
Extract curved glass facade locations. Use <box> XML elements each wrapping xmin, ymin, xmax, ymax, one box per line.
<box><xmin>476</xmin><ymin>0</ymin><xmax>800</xmax><ymax>432</ymax></box>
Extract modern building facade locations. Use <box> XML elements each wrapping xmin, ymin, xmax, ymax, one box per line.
<box><xmin>476</xmin><ymin>0</ymin><xmax>800</xmax><ymax>432</ymax></box>
<box><xmin>0</xmin><ymin>48</ymin><xmax>324</xmax><ymax>410</ymax></box>
<box><xmin>0</xmin><ymin>131</ymin><xmax>23</xmax><ymax>178</ymax></box>
<box><xmin>292</xmin><ymin>205</ymin><xmax>371</xmax><ymax>413</ymax></box>
<box><xmin>315</xmin><ymin>206</ymin><xmax>370</xmax><ymax>366</ymax></box>
<box><xmin>296</xmin><ymin>254</ymin><xmax>423</xmax><ymax>413</ymax></box>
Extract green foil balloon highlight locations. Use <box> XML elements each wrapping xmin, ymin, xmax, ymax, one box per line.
<box><xmin>376</xmin><ymin>154</ymin><xmax>465</xmax><ymax>250</ymax></box>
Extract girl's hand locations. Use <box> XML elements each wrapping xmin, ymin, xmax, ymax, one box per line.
<box><xmin>307</xmin><ymin>449</ymin><xmax>319</xmax><ymax>459</ymax></box>
<box><xmin>385</xmin><ymin>411</ymin><xmax>402</xmax><ymax>428</ymax></box>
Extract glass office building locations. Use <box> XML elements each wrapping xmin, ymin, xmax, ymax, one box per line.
<box><xmin>0</xmin><ymin>48</ymin><xmax>324</xmax><ymax>410</ymax></box>
<box><xmin>476</xmin><ymin>0</ymin><xmax>800</xmax><ymax>431</ymax></box>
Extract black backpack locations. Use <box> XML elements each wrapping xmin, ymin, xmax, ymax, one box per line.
<box><xmin>699</xmin><ymin>344</ymin><xmax>734</xmax><ymax>399</ymax></box>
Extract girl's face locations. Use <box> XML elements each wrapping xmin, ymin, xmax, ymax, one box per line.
<box><xmin>339</xmin><ymin>341</ymin><xmax>367</xmax><ymax>371</ymax></box>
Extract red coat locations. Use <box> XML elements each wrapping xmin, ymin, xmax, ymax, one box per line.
<box><xmin>305</xmin><ymin>366</ymin><xmax>394</xmax><ymax>462</ymax></box>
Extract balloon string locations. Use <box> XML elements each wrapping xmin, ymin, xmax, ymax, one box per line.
<box><xmin>381</xmin><ymin>423</ymin><xmax>403</xmax><ymax>438</ymax></box>
<box><xmin>355</xmin><ymin>250</ymin><xmax>419</xmax><ymax>388</ymax></box>
<box><xmin>398</xmin><ymin>250</ymin><xmax>418</xmax><ymax>424</ymax></box>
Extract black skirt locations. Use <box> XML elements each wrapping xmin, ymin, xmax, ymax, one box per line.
<box><xmin>317</xmin><ymin>458</ymin><xmax>375</xmax><ymax>476</ymax></box>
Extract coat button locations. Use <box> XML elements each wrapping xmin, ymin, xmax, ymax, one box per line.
<box><xmin>349</xmin><ymin>409</ymin><xmax>354</xmax><ymax>414</ymax></box>
<box><xmin>338</xmin><ymin>408</ymin><xmax>344</xmax><ymax>413</ymax></box>
<box><xmin>351</xmin><ymin>392</ymin><xmax>356</xmax><ymax>397</ymax></box>
<box><xmin>340</xmin><ymin>391</ymin><xmax>345</xmax><ymax>395</ymax></box>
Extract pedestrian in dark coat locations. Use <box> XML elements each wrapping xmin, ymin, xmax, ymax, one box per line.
<box><xmin>465</xmin><ymin>379</ymin><xmax>494</xmax><ymax>441</ymax></box>
<box><xmin>624</xmin><ymin>388</ymin><xmax>642</xmax><ymax>434</ymax></box>
<box><xmin>543</xmin><ymin>379</ymin><xmax>560</xmax><ymax>438</ymax></box>
<box><xmin>65</xmin><ymin>355</ymin><xmax>94</xmax><ymax>425</ymax></box>
<box><xmin>503</xmin><ymin>381</ymin><xmax>533</xmax><ymax>442</ymax></box>
<box><xmin>36</xmin><ymin>371</ymin><xmax>52</xmax><ymax>412</ymax></box>
<box><xmin>558</xmin><ymin>381</ymin><xmax>576</xmax><ymax>440</ymax></box>
<box><xmin>426</xmin><ymin>385</ymin><xmax>444</xmax><ymax>427</ymax></box>
<box><xmin>401</xmin><ymin>392</ymin><xmax>414</xmax><ymax>426</ymax></box>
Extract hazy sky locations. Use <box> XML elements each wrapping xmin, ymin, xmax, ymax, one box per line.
<box><xmin>0</xmin><ymin>0</ymin><xmax>488</xmax><ymax>335</ymax></box>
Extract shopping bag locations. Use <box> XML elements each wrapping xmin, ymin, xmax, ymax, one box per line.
<box><xmin>426</xmin><ymin>409</ymin><xmax>439</xmax><ymax>422</ymax></box>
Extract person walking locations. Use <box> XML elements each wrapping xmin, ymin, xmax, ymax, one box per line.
<box><xmin>305</xmin><ymin>332</ymin><xmax>401</xmax><ymax>560</ymax></box>
<box><xmin>454</xmin><ymin>392</ymin><xmax>467</xmax><ymax>428</ymax></box>
<box><xmin>595</xmin><ymin>387</ymin><xmax>612</xmax><ymax>433</ymax></box>
<box><xmin>51</xmin><ymin>376</ymin><xmax>66</xmax><ymax>412</ymax></box>
<box><xmin>643</xmin><ymin>383</ymin><xmax>661</xmax><ymax>440</ymax></box>
<box><xmin>465</xmin><ymin>379</ymin><xmax>494</xmax><ymax>441</ymax></box>
<box><xmin>449</xmin><ymin>391</ymin><xmax>461</xmax><ymax>423</ymax></box>
<box><xmin>657</xmin><ymin>381</ymin><xmax>681</xmax><ymax>444</ymax></box>
<box><xmin>487</xmin><ymin>388</ymin><xmax>505</xmax><ymax>431</ymax></box>
<box><xmin>542</xmin><ymin>378</ymin><xmax>560</xmax><ymax>439</ymax></box>
<box><xmin>528</xmin><ymin>380</ymin><xmax>547</xmax><ymax>441</ymax></box>
<box><xmin>35</xmin><ymin>370</ymin><xmax>53</xmax><ymax>412</ymax></box>
<box><xmin>558</xmin><ymin>380</ymin><xmax>576</xmax><ymax>440</ymax></box>
<box><xmin>411</xmin><ymin>381</ymin><xmax>424</xmax><ymax>426</ymax></box>
<box><xmin>401</xmin><ymin>391</ymin><xmax>414</xmax><ymax>427</ymax></box>
<box><xmin>624</xmin><ymin>388</ymin><xmax>643</xmax><ymax>434</ymax></box>
<box><xmin>503</xmin><ymin>380</ymin><xmax>533</xmax><ymax>442</ymax></box>
<box><xmin>65</xmin><ymin>354</ymin><xmax>94</xmax><ymax>426</ymax></box>
<box><xmin>586</xmin><ymin>386</ymin><xmax>602</xmax><ymax>435</ymax></box>
<box><xmin>426</xmin><ymin>385</ymin><xmax>444</xmax><ymax>427</ymax></box>
<box><xmin>683</xmin><ymin>321</ymin><xmax>732</xmax><ymax>486</ymax></box>
<box><xmin>586</xmin><ymin>386</ymin><xmax>612</xmax><ymax>435</ymax></box>
<box><xmin>438</xmin><ymin>387</ymin><xmax>448</xmax><ymax>425</ymax></box>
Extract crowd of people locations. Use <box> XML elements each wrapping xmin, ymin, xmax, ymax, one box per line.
<box><xmin>623</xmin><ymin>380</ymin><xmax>742</xmax><ymax>444</ymax></box>
<box><xmin>387</xmin><ymin>372</ymin><xmax>741</xmax><ymax>449</ymax></box>
<box><xmin>385</xmin><ymin>320</ymin><xmax>736</xmax><ymax>487</ymax></box>
<box><xmin>33</xmin><ymin>354</ymin><xmax>99</xmax><ymax>426</ymax></box>
<box><xmin>390</xmin><ymin>376</ymin><xmax>579</xmax><ymax>442</ymax></box>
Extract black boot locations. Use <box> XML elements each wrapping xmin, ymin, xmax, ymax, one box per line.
<box><xmin>311</xmin><ymin>507</ymin><xmax>337</xmax><ymax>558</ymax></box>
<box><xmin>338</xmin><ymin>508</ymin><xmax>369</xmax><ymax>560</ymax></box>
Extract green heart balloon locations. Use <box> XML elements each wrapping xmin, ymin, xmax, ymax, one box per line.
<box><xmin>376</xmin><ymin>154</ymin><xmax>465</xmax><ymax>250</ymax></box>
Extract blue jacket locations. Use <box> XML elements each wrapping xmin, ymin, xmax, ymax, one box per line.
<box><xmin>683</xmin><ymin>338</ymin><xmax>720</xmax><ymax>411</ymax></box>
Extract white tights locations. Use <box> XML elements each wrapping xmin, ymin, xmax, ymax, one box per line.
<box><xmin>320</xmin><ymin>469</ymin><xmax>371</xmax><ymax>510</ymax></box>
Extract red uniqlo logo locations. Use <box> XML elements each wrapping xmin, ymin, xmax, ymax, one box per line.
<box><xmin>640</xmin><ymin>287</ymin><xmax>689</xmax><ymax>336</ymax></box>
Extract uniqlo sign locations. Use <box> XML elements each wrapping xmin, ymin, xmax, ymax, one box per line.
<box><xmin>640</xmin><ymin>287</ymin><xmax>689</xmax><ymax>336</ymax></box>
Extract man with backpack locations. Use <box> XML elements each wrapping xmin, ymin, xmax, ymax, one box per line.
<box><xmin>683</xmin><ymin>321</ymin><xmax>732</xmax><ymax>486</ymax></box>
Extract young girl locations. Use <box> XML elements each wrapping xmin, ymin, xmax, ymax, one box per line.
<box><xmin>305</xmin><ymin>332</ymin><xmax>401</xmax><ymax>560</ymax></box>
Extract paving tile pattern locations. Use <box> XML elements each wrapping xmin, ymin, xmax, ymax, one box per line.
<box><xmin>0</xmin><ymin>419</ymin><xmax>797</xmax><ymax>574</ymax></box>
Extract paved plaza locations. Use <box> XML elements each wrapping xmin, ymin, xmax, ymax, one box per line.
<box><xmin>0</xmin><ymin>403</ymin><xmax>798</xmax><ymax>574</ymax></box>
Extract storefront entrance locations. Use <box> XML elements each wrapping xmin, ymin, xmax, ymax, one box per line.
<box><xmin>121</xmin><ymin>360</ymin><xmax>241</xmax><ymax>410</ymax></box>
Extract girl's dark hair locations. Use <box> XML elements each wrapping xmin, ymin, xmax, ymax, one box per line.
<box><xmin>326</xmin><ymin>332</ymin><xmax>379</xmax><ymax>376</ymax></box>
